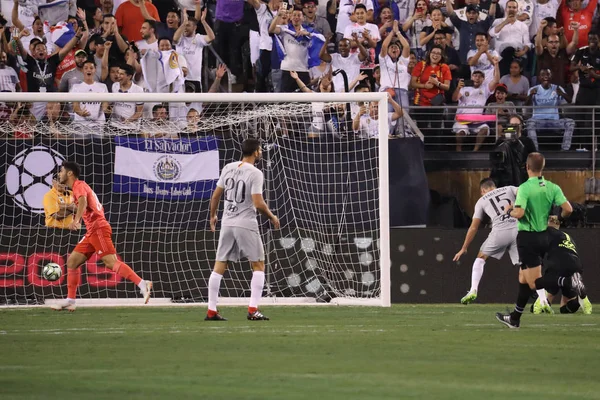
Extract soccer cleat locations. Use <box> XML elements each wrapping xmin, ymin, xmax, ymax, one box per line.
<box><xmin>532</xmin><ymin>297</ymin><xmax>543</xmax><ymax>314</ymax></box>
<box><xmin>140</xmin><ymin>281</ymin><xmax>153</xmax><ymax>304</ymax></box>
<box><xmin>50</xmin><ymin>299</ymin><xmax>76</xmax><ymax>312</ymax></box>
<box><xmin>204</xmin><ymin>311</ymin><xmax>227</xmax><ymax>321</ymax></box>
<box><xmin>247</xmin><ymin>310</ymin><xmax>270</xmax><ymax>320</ymax></box>
<box><xmin>582</xmin><ymin>297</ymin><xmax>593</xmax><ymax>315</ymax></box>
<box><xmin>495</xmin><ymin>312</ymin><xmax>520</xmax><ymax>329</ymax></box>
<box><xmin>460</xmin><ymin>290</ymin><xmax>477</xmax><ymax>305</ymax></box>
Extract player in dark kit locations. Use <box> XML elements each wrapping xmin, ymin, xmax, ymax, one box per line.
<box><xmin>532</xmin><ymin>216</ymin><xmax>592</xmax><ymax>314</ymax></box>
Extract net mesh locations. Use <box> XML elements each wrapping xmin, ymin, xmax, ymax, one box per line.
<box><xmin>0</xmin><ymin>99</ymin><xmax>384</xmax><ymax>305</ymax></box>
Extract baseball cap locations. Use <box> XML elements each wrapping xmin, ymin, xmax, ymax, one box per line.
<box><xmin>93</xmin><ymin>36</ymin><xmax>106</xmax><ymax>45</ymax></box>
<box><xmin>495</xmin><ymin>83</ymin><xmax>508</xmax><ymax>93</ymax></box>
<box><xmin>75</xmin><ymin>49</ymin><xmax>87</xmax><ymax>57</ymax></box>
<box><xmin>29</xmin><ymin>38</ymin><xmax>44</xmax><ymax>47</ymax></box>
<box><xmin>466</xmin><ymin>4</ymin><xmax>478</xmax><ymax>13</ymax></box>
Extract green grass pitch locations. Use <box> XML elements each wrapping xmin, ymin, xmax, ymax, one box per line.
<box><xmin>1</xmin><ymin>305</ymin><xmax>599</xmax><ymax>400</ymax></box>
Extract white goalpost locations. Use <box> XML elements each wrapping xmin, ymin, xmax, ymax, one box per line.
<box><xmin>0</xmin><ymin>92</ymin><xmax>390</xmax><ymax>307</ymax></box>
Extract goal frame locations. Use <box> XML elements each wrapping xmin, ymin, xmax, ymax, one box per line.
<box><xmin>0</xmin><ymin>92</ymin><xmax>391</xmax><ymax>307</ymax></box>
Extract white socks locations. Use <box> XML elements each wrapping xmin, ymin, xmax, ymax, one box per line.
<box><xmin>208</xmin><ymin>271</ymin><xmax>223</xmax><ymax>312</ymax></box>
<box><xmin>536</xmin><ymin>289</ymin><xmax>549</xmax><ymax>305</ymax></box>
<box><xmin>137</xmin><ymin>279</ymin><xmax>145</xmax><ymax>291</ymax></box>
<box><xmin>470</xmin><ymin>258</ymin><xmax>486</xmax><ymax>293</ymax></box>
<box><xmin>249</xmin><ymin>271</ymin><xmax>265</xmax><ymax>309</ymax></box>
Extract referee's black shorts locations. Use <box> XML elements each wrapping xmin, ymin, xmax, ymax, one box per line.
<box><xmin>517</xmin><ymin>230</ymin><xmax>549</xmax><ymax>269</ymax></box>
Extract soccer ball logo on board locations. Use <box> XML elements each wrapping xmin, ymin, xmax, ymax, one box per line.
<box><xmin>5</xmin><ymin>146</ymin><xmax>65</xmax><ymax>214</ymax></box>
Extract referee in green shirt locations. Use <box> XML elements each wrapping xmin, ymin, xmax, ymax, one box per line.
<box><xmin>496</xmin><ymin>153</ymin><xmax>572</xmax><ymax>328</ymax></box>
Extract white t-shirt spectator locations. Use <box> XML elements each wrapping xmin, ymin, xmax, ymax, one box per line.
<box><xmin>336</xmin><ymin>0</ymin><xmax>374</xmax><ymax>35</ymax></box>
<box><xmin>277</xmin><ymin>26</ymin><xmax>310</xmax><ymax>72</ymax></box>
<box><xmin>170</xmin><ymin>102</ymin><xmax>204</xmax><ymax>129</ymax></box>
<box><xmin>466</xmin><ymin>49</ymin><xmax>501</xmax><ymax>87</ymax></box>
<box><xmin>498</xmin><ymin>0</ymin><xmax>534</xmax><ymax>26</ymax></box>
<box><xmin>0</xmin><ymin>66</ymin><xmax>20</xmax><ymax>91</ymax></box>
<box><xmin>110</xmin><ymin>81</ymin><xmax>144</xmax><ymax>130</ymax></box>
<box><xmin>529</xmin><ymin>0</ymin><xmax>560</xmax><ymax>37</ymax></box>
<box><xmin>331</xmin><ymin>53</ymin><xmax>362</xmax><ymax>92</ymax></box>
<box><xmin>70</xmin><ymin>81</ymin><xmax>108</xmax><ymax>126</ymax></box>
<box><xmin>343</xmin><ymin>22</ymin><xmax>381</xmax><ymax>44</ymax></box>
<box><xmin>136</xmin><ymin>39</ymin><xmax>159</xmax><ymax>53</ymax></box>
<box><xmin>455</xmin><ymin>85</ymin><xmax>492</xmax><ymax>115</ymax></box>
<box><xmin>256</xmin><ymin>3</ymin><xmax>277</xmax><ymax>51</ymax></box>
<box><xmin>356</xmin><ymin>113</ymin><xmax>395</xmax><ymax>138</ymax></box>
<box><xmin>489</xmin><ymin>19</ymin><xmax>531</xmax><ymax>53</ymax></box>
<box><xmin>378</xmin><ymin>54</ymin><xmax>410</xmax><ymax>91</ymax></box>
<box><xmin>176</xmin><ymin>34</ymin><xmax>209</xmax><ymax>82</ymax></box>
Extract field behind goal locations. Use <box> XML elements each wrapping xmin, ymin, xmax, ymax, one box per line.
<box><xmin>2</xmin><ymin>305</ymin><xmax>600</xmax><ymax>399</ymax></box>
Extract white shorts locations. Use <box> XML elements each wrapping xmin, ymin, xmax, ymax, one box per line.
<box><xmin>480</xmin><ymin>229</ymin><xmax>519</xmax><ymax>265</ymax></box>
<box><xmin>453</xmin><ymin>122</ymin><xmax>490</xmax><ymax>135</ymax></box>
<box><xmin>216</xmin><ymin>226</ymin><xmax>265</xmax><ymax>262</ymax></box>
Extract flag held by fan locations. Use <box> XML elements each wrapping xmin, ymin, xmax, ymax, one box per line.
<box><xmin>113</xmin><ymin>137</ymin><xmax>220</xmax><ymax>200</ymax></box>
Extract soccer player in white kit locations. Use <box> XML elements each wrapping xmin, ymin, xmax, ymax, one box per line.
<box><xmin>453</xmin><ymin>178</ymin><xmax>520</xmax><ymax>304</ymax></box>
<box><xmin>206</xmin><ymin>138</ymin><xmax>280</xmax><ymax>321</ymax></box>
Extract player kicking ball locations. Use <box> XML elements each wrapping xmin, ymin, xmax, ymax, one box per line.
<box><xmin>453</xmin><ymin>178</ymin><xmax>520</xmax><ymax>304</ymax></box>
<box><xmin>531</xmin><ymin>216</ymin><xmax>592</xmax><ymax>314</ymax></box>
<box><xmin>206</xmin><ymin>138</ymin><xmax>280</xmax><ymax>321</ymax></box>
<box><xmin>51</xmin><ymin>162</ymin><xmax>152</xmax><ymax>311</ymax></box>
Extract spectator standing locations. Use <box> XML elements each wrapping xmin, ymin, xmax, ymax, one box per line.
<box><xmin>11</xmin><ymin>1</ymin><xmax>52</xmax><ymax>55</ymax></box>
<box><xmin>269</xmin><ymin>5</ymin><xmax>326</xmax><ymax>92</ymax></box>
<box><xmin>334</xmin><ymin>0</ymin><xmax>375</xmax><ymax>44</ymax></box>
<box><xmin>71</xmin><ymin>60</ymin><xmax>109</xmax><ymax>131</ymax></box>
<box><xmin>14</xmin><ymin>28</ymin><xmax>82</xmax><ymax>120</ymax></box>
<box><xmin>115</xmin><ymin>0</ymin><xmax>160</xmax><ymax>43</ymax></box>
<box><xmin>419</xmin><ymin>8</ymin><xmax>453</xmax><ymax>52</ymax></box>
<box><xmin>570</xmin><ymin>32</ymin><xmax>600</xmax><ymax>149</ymax></box>
<box><xmin>248</xmin><ymin>0</ymin><xmax>281</xmax><ymax>92</ymax></box>
<box><xmin>110</xmin><ymin>64</ymin><xmax>144</xmax><ymax>134</ymax></box>
<box><xmin>447</xmin><ymin>0</ymin><xmax>497</xmax><ymax>64</ymax></box>
<box><xmin>303</xmin><ymin>0</ymin><xmax>332</xmax><ymax>38</ymax></box>
<box><xmin>489</xmin><ymin>0</ymin><xmax>530</xmax><ymax>75</ymax></box>
<box><xmin>59</xmin><ymin>50</ymin><xmax>94</xmax><ymax>92</ymax></box>
<box><xmin>214</xmin><ymin>0</ymin><xmax>246</xmax><ymax>83</ymax></box>
<box><xmin>410</xmin><ymin>45</ymin><xmax>452</xmax><ymax>138</ymax></box>
<box><xmin>529</xmin><ymin>0</ymin><xmax>560</xmax><ymax>38</ymax></box>
<box><xmin>559</xmin><ymin>0</ymin><xmax>597</xmax><ymax>48</ymax></box>
<box><xmin>433</xmin><ymin>31</ymin><xmax>460</xmax><ymax>83</ymax></box>
<box><xmin>402</xmin><ymin>0</ymin><xmax>428</xmax><ymax>58</ymax></box>
<box><xmin>343</xmin><ymin>3</ymin><xmax>381</xmax><ymax>67</ymax></box>
<box><xmin>136</xmin><ymin>20</ymin><xmax>159</xmax><ymax>53</ymax></box>
<box><xmin>535</xmin><ymin>22</ymin><xmax>578</xmax><ymax>87</ymax></box>
<box><xmin>497</xmin><ymin>0</ymin><xmax>533</xmax><ymax>26</ymax></box>
<box><xmin>174</xmin><ymin>9</ymin><xmax>215</xmax><ymax>92</ymax></box>
<box><xmin>467</xmin><ymin>32</ymin><xmax>500</xmax><ymax>89</ymax></box>
<box><xmin>525</xmin><ymin>69</ymin><xmax>574</xmax><ymax>150</ymax></box>
<box><xmin>320</xmin><ymin>36</ymin><xmax>367</xmax><ymax>91</ymax></box>
<box><xmin>379</xmin><ymin>21</ymin><xmax>411</xmax><ymax>110</ymax></box>
<box><xmin>0</xmin><ymin>51</ymin><xmax>20</xmax><ymax>92</ymax></box>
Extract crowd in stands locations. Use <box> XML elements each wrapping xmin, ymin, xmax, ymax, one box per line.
<box><xmin>0</xmin><ymin>0</ymin><xmax>599</xmax><ymax>149</ymax></box>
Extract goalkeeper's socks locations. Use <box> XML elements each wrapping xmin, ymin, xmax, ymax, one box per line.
<box><xmin>113</xmin><ymin>261</ymin><xmax>142</xmax><ymax>286</ymax></box>
<box><xmin>249</xmin><ymin>271</ymin><xmax>265</xmax><ymax>312</ymax></box>
<box><xmin>67</xmin><ymin>267</ymin><xmax>81</xmax><ymax>299</ymax></box>
<box><xmin>208</xmin><ymin>271</ymin><xmax>223</xmax><ymax>313</ymax></box>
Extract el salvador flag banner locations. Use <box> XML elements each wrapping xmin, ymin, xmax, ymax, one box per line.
<box><xmin>113</xmin><ymin>137</ymin><xmax>220</xmax><ymax>200</ymax></box>
<box><xmin>275</xmin><ymin>24</ymin><xmax>325</xmax><ymax>68</ymax></box>
<box><xmin>48</xmin><ymin>21</ymin><xmax>75</xmax><ymax>48</ymax></box>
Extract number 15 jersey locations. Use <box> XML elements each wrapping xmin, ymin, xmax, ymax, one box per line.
<box><xmin>473</xmin><ymin>186</ymin><xmax>518</xmax><ymax>231</ymax></box>
<box><xmin>217</xmin><ymin>161</ymin><xmax>264</xmax><ymax>232</ymax></box>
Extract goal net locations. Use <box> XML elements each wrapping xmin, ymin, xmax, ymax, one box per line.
<box><xmin>0</xmin><ymin>92</ymin><xmax>390</xmax><ymax>307</ymax></box>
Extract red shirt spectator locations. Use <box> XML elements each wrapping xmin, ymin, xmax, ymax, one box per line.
<box><xmin>560</xmin><ymin>0</ymin><xmax>598</xmax><ymax>48</ymax></box>
<box><xmin>55</xmin><ymin>49</ymin><xmax>76</xmax><ymax>86</ymax></box>
<box><xmin>115</xmin><ymin>0</ymin><xmax>160</xmax><ymax>43</ymax></box>
<box><xmin>411</xmin><ymin>59</ymin><xmax>452</xmax><ymax>106</ymax></box>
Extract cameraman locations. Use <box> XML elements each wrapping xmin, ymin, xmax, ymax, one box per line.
<box><xmin>489</xmin><ymin>114</ymin><xmax>536</xmax><ymax>188</ymax></box>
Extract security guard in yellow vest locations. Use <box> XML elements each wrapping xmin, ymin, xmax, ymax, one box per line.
<box><xmin>43</xmin><ymin>175</ymin><xmax>76</xmax><ymax>229</ymax></box>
